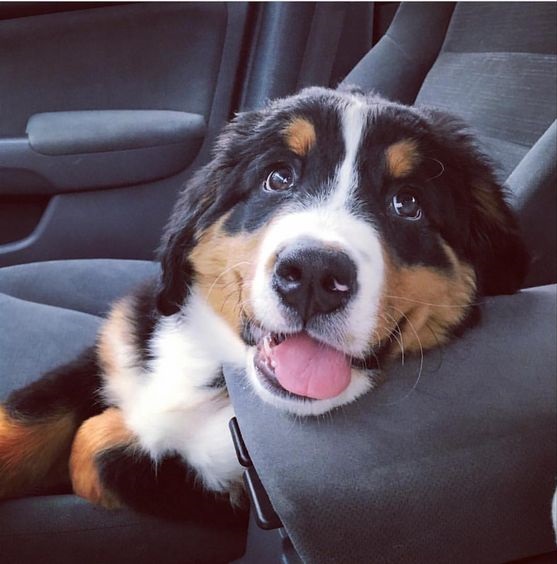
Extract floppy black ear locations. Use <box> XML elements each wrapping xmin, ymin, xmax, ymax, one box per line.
<box><xmin>424</xmin><ymin>110</ymin><xmax>529</xmax><ymax>296</ymax></box>
<box><xmin>155</xmin><ymin>167</ymin><xmax>215</xmax><ymax>316</ymax></box>
<box><xmin>466</xmin><ymin>178</ymin><xmax>529</xmax><ymax>295</ymax></box>
<box><xmin>156</xmin><ymin>109</ymin><xmax>265</xmax><ymax>316</ymax></box>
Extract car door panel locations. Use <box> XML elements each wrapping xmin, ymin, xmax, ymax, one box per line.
<box><xmin>0</xmin><ymin>3</ymin><xmax>226</xmax><ymax>135</ymax></box>
<box><xmin>0</xmin><ymin>2</ymin><xmax>248</xmax><ymax>265</ymax></box>
<box><xmin>1</xmin><ymin>110</ymin><xmax>206</xmax><ymax>194</ymax></box>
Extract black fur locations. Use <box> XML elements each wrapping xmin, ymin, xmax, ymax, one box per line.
<box><xmin>206</xmin><ymin>368</ymin><xmax>227</xmax><ymax>390</ymax></box>
<box><xmin>97</xmin><ymin>446</ymin><xmax>247</xmax><ymax>526</ymax></box>
<box><xmin>5</xmin><ymin>346</ymin><xmax>105</xmax><ymax>422</ymax></box>
<box><xmin>419</xmin><ymin>108</ymin><xmax>529</xmax><ymax>295</ymax></box>
<box><xmin>129</xmin><ymin>279</ymin><xmax>161</xmax><ymax>364</ymax></box>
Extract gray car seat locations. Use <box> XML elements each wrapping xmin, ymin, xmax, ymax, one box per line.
<box><xmin>1</xmin><ymin>2</ymin><xmax>556</xmax><ymax>563</ymax></box>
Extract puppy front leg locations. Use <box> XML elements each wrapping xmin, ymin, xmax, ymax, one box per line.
<box><xmin>70</xmin><ymin>407</ymin><xmax>244</xmax><ymax>524</ymax></box>
<box><xmin>69</xmin><ymin>407</ymin><xmax>132</xmax><ymax>509</ymax></box>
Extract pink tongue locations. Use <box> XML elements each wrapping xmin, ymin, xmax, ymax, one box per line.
<box><xmin>271</xmin><ymin>333</ymin><xmax>351</xmax><ymax>400</ymax></box>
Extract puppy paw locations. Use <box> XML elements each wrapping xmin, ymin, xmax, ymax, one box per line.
<box><xmin>69</xmin><ymin>408</ymin><xmax>133</xmax><ymax>509</ymax></box>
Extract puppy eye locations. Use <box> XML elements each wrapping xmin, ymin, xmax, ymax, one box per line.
<box><xmin>392</xmin><ymin>189</ymin><xmax>422</xmax><ymax>220</ymax></box>
<box><xmin>264</xmin><ymin>165</ymin><xmax>295</xmax><ymax>192</ymax></box>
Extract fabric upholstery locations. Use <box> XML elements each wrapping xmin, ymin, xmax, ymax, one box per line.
<box><xmin>0</xmin><ymin>495</ymin><xmax>246</xmax><ymax>564</ymax></box>
<box><xmin>415</xmin><ymin>2</ymin><xmax>557</xmax><ymax>180</ymax></box>
<box><xmin>0</xmin><ymin>259</ymin><xmax>158</xmax><ymax>396</ymax></box>
<box><xmin>226</xmin><ymin>285</ymin><xmax>557</xmax><ymax>564</ymax></box>
<box><xmin>0</xmin><ymin>259</ymin><xmax>159</xmax><ymax>317</ymax></box>
<box><xmin>344</xmin><ymin>3</ymin><xmax>455</xmax><ymax>104</ymax></box>
<box><xmin>0</xmin><ymin>293</ymin><xmax>101</xmax><ymax>397</ymax></box>
<box><xmin>508</xmin><ymin>120</ymin><xmax>557</xmax><ymax>289</ymax></box>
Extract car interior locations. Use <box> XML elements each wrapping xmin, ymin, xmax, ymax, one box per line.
<box><xmin>0</xmin><ymin>2</ymin><xmax>555</xmax><ymax>563</ymax></box>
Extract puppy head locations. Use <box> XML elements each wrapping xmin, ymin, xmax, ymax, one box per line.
<box><xmin>157</xmin><ymin>87</ymin><xmax>528</xmax><ymax>416</ymax></box>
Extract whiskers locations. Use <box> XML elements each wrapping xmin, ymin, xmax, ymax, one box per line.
<box><xmin>378</xmin><ymin>305</ymin><xmax>425</xmax><ymax>406</ymax></box>
<box><xmin>426</xmin><ymin>157</ymin><xmax>445</xmax><ymax>181</ymax></box>
<box><xmin>383</xmin><ymin>294</ymin><xmax>485</xmax><ymax>308</ymax></box>
<box><xmin>381</xmin><ymin>311</ymin><xmax>405</xmax><ymax>366</ymax></box>
<box><xmin>205</xmin><ymin>261</ymin><xmax>253</xmax><ymax>301</ymax></box>
<box><xmin>228</xmin><ymin>294</ymin><xmax>258</xmax><ymax>326</ymax></box>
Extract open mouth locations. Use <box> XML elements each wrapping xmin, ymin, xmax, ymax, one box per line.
<box><xmin>254</xmin><ymin>331</ymin><xmax>353</xmax><ymax>400</ymax></box>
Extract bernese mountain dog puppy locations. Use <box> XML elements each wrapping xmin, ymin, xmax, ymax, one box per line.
<box><xmin>0</xmin><ymin>87</ymin><xmax>527</xmax><ymax>522</ymax></box>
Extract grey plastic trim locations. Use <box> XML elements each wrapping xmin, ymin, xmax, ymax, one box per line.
<box><xmin>27</xmin><ymin>110</ymin><xmax>205</xmax><ymax>156</ymax></box>
<box><xmin>0</xmin><ymin>114</ymin><xmax>205</xmax><ymax>195</ymax></box>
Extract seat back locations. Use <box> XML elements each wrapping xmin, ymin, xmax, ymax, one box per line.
<box><xmin>416</xmin><ymin>2</ymin><xmax>556</xmax><ymax>180</ymax></box>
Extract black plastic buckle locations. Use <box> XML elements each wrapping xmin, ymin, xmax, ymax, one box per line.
<box><xmin>229</xmin><ymin>416</ymin><xmax>253</xmax><ymax>467</ymax></box>
<box><xmin>229</xmin><ymin>417</ymin><xmax>283</xmax><ymax>530</ymax></box>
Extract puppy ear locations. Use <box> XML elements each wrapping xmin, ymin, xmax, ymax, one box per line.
<box><xmin>156</xmin><ymin>169</ymin><xmax>214</xmax><ymax>316</ymax></box>
<box><xmin>424</xmin><ymin>110</ymin><xmax>529</xmax><ymax>295</ymax></box>
<box><xmin>466</xmin><ymin>178</ymin><xmax>529</xmax><ymax>295</ymax></box>
<box><xmin>156</xmin><ymin>109</ymin><xmax>265</xmax><ymax>316</ymax></box>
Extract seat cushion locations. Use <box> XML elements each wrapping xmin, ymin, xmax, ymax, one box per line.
<box><xmin>0</xmin><ymin>293</ymin><xmax>101</xmax><ymax>397</ymax></box>
<box><xmin>0</xmin><ymin>259</ymin><xmax>159</xmax><ymax>317</ymax></box>
<box><xmin>0</xmin><ymin>495</ymin><xmax>246</xmax><ymax>564</ymax></box>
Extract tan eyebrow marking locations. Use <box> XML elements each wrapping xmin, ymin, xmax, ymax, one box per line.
<box><xmin>283</xmin><ymin>117</ymin><xmax>316</xmax><ymax>156</ymax></box>
<box><xmin>385</xmin><ymin>139</ymin><xmax>420</xmax><ymax>178</ymax></box>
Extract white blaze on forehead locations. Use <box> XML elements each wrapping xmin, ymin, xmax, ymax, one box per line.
<box><xmin>250</xmin><ymin>93</ymin><xmax>385</xmax><ymax>361</ymax></box>
<box><xmin>329</xmin><ymin>98</ymin><xmax>368</xmax><ymax>208</ymax></box>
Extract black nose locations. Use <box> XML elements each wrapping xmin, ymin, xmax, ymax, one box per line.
<box><xmin>273</xmin><ymin>245</ymin><xmax>357</xmax><ymax>322</ymax></box>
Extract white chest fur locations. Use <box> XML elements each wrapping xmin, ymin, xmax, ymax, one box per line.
<box><xmin>105</xmin><ymin>290</ymin><xmax>247</xmax><ymax>493</ymax></box>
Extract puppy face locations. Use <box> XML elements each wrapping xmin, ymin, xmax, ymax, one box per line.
<box><xmin>157</xmin><ymin>88</ymin><xmax>528</xmax><ymax>416</ymax></box>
